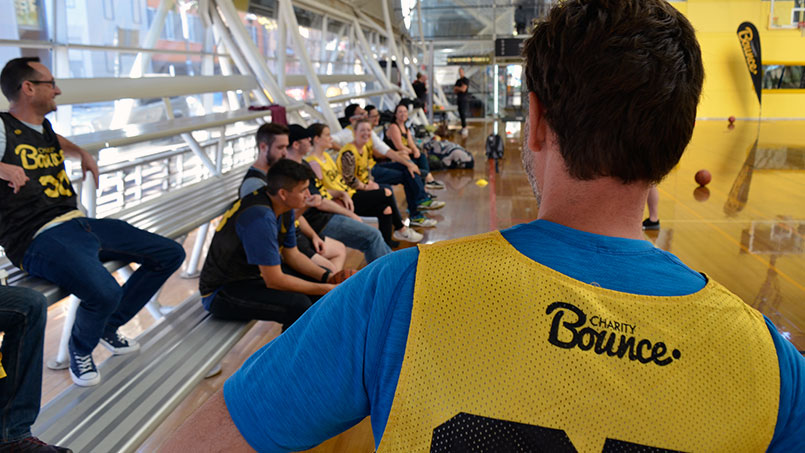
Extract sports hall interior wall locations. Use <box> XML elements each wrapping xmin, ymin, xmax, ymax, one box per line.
<box><xmin>673</xmin><ymin>0</ymin><xmax>805</xmax><ymax>119</ymax></box>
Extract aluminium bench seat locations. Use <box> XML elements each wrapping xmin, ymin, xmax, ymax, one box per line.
<box><xmin>0</xmin><ymin>164</ymin><xmax>248</xmax><ymax>306</ymax></box>
<box><xmin>31</xmin><ymin>292</ymin><xmax>254</xmax><ymax>453</ymax></box>
<box><xmin>12</xmin><ymin>164</ymin><xmax>254</xmax><ymax>453</ymax></box>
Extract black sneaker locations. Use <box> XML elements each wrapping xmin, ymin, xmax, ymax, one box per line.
<box><xmin>99</xmin><ymin>330</ymin><xmax>140</xmax><ymax>355</ymax></box>
<box><xmin>69</xmin><ymin>351</ymin><xmax>100</xmax><ymax>387</ymax></box>
<box><xmin>426</xmin><ymin>180</ymin><xmax>445</xmax><ymax>190</ymax></box>
<box><xmin>642</xmin><ymin>218</ymin><xmax>660</xmax><ymax>230</ymax></box>
<box><xmin>0</xmin><ymin>436</ymin><xmax>73</xmax><ymax>452</ymax></box>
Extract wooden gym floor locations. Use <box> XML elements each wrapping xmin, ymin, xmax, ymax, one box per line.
<box><xmin>36</xmin><ymin>118</ymin><xmax>805</xmax><ymax>451</ymax></box>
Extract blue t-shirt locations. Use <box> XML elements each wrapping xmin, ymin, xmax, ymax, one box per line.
<box><xmin>201</xmin><ymin>204</ymin><xmax>296</xmax><ymax>309</ymax></box>
<box><xmin>237</xmin><ymin>205</ymin><xmax>296</xmax><ymax>267</ymax></box>
<box><xmin>224</xmin><ymin>220</ymin><xmax>805</xmax><ymax>452</ymax></box>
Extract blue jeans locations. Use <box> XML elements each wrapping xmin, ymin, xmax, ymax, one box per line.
<box><xmin>410</xmin><ymin>152</ymin><xmax>431</xmax><ymax>180</ymax></box>
<box><xmin>371</xmin><ymin>162</ymin><xmax>427</xmax><ymax>216</ymax></box>
<box><xmin>22</xmin><ymin>218</ymin><xmax>185</xmax><ymax>356</ymax></box>
<box><xmin>0</xmin><ymin>287</ymin><xmax>46</xmax><ymax>442</ymax></box>
<box><xmin>319</xmin><ymin>214</ymin><xmax>391</xmax><ymax>263</ymax></box>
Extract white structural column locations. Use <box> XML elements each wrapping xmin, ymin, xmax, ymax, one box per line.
<box><xmin>210</xmin><ymin>13</ymin><xmax>253</xmax><ymax>107</ymax></box>
<box><xmin>377</xmin><ymin>3</ymin><xmax>416</xmax><ymax>99</ymax></box>
<box><xmin>161</xmin><ymin>97</ymin><xmax>220</xmax><ymax>176</ymax></box>
<box><xmin>428</xmin><ymin>40</ymin><xmax>434</xmax><ymax>123</ymax></box>
<box><xmin>133</xmin><ymin>0</ymin><xmax>176</xmax><ymax>77</ymax></box>
<box><xmin>213</xmin><ymin>0</ymin><xmax>288</xmax><ymax>105</ymax></box>
<box><xmin>109</xmin><ymin>0</ymin><xmax>175</xmax><ymax>130</ymax></box>
<box><xmin>201</xmin><ymin>29</ymin><xmax>217</xmax><ymax>112</ymax></box>
<box><xmin>277</xmin><ymin>0</ymin><xmax>341</xmax><ymax>129</ymax></box>
<box><xmin>277</xmin><ymin>8</ymin><xmax>287</xmax><ymax>90</ymax></box>
<box><xmin>351</xmin><ymin>19</ymin><xmax>400</xmax><ymax>108</ymax></box>
<box><xmin>319</xmin><ymin>15</ymin><xmax>328</xmax><ymax>68</ymax></box>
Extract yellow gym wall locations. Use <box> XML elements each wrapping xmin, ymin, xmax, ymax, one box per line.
<box><xmin>671</xmin><ymin>0</ymin><xmax>805</xmax><ymax>119</ymax></box>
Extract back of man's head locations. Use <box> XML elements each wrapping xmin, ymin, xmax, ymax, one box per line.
<box><xmin>524</xmin><ymin>0</ymin><xmax>703</xmax><ymax>184</ymax></box>
<box><xmin>256</xmin><ymin>122</ymin><xmax>289</xmax><ymax>151</ymax></box>
<box><xmin>344</xmin><ymin>104</ymin><xmax>361</xmax><ymax>121</ymax></box>
<box><xmin>1</xmin><ymin>57</ymin><xmax>41</xmax><ymax>102</ymax></box>
<box><xmin>265</xmin><ymin>158</ymin><xmax>315</xmax><ymax>195</ymax></box>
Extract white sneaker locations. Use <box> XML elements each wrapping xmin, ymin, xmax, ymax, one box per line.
<box><xmin>409</xmin><ymin>215</ymin><xmax>438</xmax><ymax>228</ymax></box>
<box><xmin>461</xmin><ymin>128</ymin><xmax>469</xmax><ymax>137</ymax></box>
<box><xmin>393</xmin><ymin>228</ymin><xmax>424</xmax><ymax>243</ymax></box>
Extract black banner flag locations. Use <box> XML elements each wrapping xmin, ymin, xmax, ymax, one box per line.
<box><xmin>736</xmin><ymin>22</ymin><xmax>762</xmax><ymax>106</ymax></box>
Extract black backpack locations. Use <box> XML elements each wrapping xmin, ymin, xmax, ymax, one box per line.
<box><xmin>485</xmin><ymin>134</ymin><xmax>504</xmax><ymax>160</ymax></box>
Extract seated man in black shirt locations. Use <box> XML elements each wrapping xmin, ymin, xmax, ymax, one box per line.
<box><xmin>199</xmin><ymin>159</ymin><xmax>352</xmax><ymax>328</ymax></box>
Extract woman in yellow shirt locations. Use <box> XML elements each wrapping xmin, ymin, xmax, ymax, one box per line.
<box><xmin>306</xmin><ymin>122</ymin><xmax>422</xmax><ymax>244</ymax></box>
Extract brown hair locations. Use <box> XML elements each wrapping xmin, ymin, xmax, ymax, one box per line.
<box><xmin>308</xmin><ymin>123</ymin><xmax>328</xmax><ymax>138</ymax></box>
<box><xmin>523</xmin><ymin>0</ymin><xmax>703</xmax><ymax>184</ymax></box>
<box><xmin>256</xmin><ymin>123</ymin><xmax>289</xmax><ymax>151</ymax></box>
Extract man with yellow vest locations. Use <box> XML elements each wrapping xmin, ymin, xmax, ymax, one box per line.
<box><xmin>161</xmin><ymin>1</ymin><xmax>804</xmax><ymax>451</ymax></box>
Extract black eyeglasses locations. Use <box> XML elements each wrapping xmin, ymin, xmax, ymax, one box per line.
<box><xmin>26</xmin><ymin>79</ymin><xmax>57</xmax><ymax>87</ymax></box>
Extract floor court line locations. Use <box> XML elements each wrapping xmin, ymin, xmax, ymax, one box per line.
<box><xmin>657</xmin><ymin>185</ymin><xmax>805</xmax><ymax>295</ymax></box>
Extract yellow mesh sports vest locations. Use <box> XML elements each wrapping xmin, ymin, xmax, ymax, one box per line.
<box><xmin>305</xmin><ymin>153</ymin><xmax>355</xmax><ymax>197</ymax></box>
<box><xmin>378</xmin><ymin>232</ymin><xmax>779</xmax><ymax>453</ymax></box>
<box><xmin>337</xmin><ymin>143</ymin><xmax>375</xmax><ymax>185</ymax></box>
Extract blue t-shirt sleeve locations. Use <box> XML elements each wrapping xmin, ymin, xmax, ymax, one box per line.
<box><xmin>236</xmin><ymin>206</ymin><xmax>282</xmax><ymax>266</ymax></box>
<box><xmin>284</xmin><ymin>212</ymin><xmax>296</xmax><ymax>249</ymax></box>
<box><xmin>223</xmin><ymin>248</ymin><xmax>419</xmax><ymax>452</ymax></box>
<box><xmin>766</xmin><ymin>317</ymin><xmax>805</xmax><ymax>451</ymax></box>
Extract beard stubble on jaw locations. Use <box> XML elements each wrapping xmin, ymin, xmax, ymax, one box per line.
<box><xmin>521</xmin><ymin>117</ymin><xmax>541</xmax><ymax>205</ymax></box>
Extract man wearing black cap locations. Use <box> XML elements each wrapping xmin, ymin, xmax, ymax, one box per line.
<box><xmin>285</xmin><ymin>124</ymin><xmax>391</xmax><ymax>264</ymax></box>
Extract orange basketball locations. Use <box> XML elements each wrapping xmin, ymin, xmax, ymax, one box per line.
<box><xmin>695</xmin><ymin>169</ymin><xmax>711</xmax><ymax>186</ymax></box>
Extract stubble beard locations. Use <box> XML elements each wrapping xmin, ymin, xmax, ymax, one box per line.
<box><xmin>521</xmin><ymin>117</ymin><xmax>541</xmax><ymax>206</ymax></box>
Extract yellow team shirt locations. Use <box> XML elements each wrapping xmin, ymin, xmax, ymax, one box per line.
<box><xmin>378</xmin><ymin>232</ymin><xmax>779</xmax><ymax>453</ymax></box>
<box><xmin>305</xmin><ymin>152</ymin><xmax>355</xmax><ymax>197</ymax></box>
<box><xmin>337</xmin><ymin>143</ymin><xmax>375</xmax><ymax>186</ymax></box>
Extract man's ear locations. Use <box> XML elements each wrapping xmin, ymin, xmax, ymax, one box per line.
<box><xmin>528</xmin><ymin>92</ymin><xmax>547</xmax><ymax>153</ymax></box>
<box><xmin>258</xmin><ymin>141</ymin><xmax>268</xmax><ymax>157</ymax></box>
<box><xmin>276</xmin><ymin>187</ymin><xmax>288</xmax><ymax>203</ymax></box>
<box><xmin>19</xmin><ymin>80</ymin><xmax>35</xmax><ymax>98</ymax></box>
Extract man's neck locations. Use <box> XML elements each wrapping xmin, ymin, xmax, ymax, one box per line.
<box><xmin>286</xmin><ymin>149</ymin><xmax>303</xmax><ymax>163</ymax></box>
<box><xmin>252</xmin><ymin>160</ymin><xmax>269</xmax><ymax>173</ymax></box>
<box><xmin>537</xmin><ymin>177</ymin><xmax>648</xmax><ymax>240</ymax></box>
<box><xmin>267</xmin><ymin>193</ymin><xmax>291</xmax><ymax>216</ymax></box>
<box><xmin>8</xmin><ymin>105</ymin><xmax>45</xmax><ymax>125</ymax></box>
<box><xmin>534</xmin><ymin>149</ymin><xmax>649</xmax><ymax>240</ymax></box>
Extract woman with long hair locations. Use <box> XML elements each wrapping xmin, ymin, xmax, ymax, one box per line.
<box><xmin>383</xmin><ymin>102</ymin><xmax>444</xmax><ymax>190</ymax></box>
<box><xmin>306</xmin><ymin>122</ymin><xmax>424</xmax><ymax>245</ymax></box>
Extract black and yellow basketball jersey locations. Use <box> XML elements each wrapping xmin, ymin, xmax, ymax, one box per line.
<box><xmin>378</xmin><ymin>232</ymin><xmax>779</xmax><ymax>452</ymax></box>
<box><xmin>0</xmin><ymin>113</ymin><xmax>78</xmax><ymax>266</ymax></box>
<box><xmin>198</xmin><ymin>191</ymin><xmax>293</xmax><ymax>296</ymax></box>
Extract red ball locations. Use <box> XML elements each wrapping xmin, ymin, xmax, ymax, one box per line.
<box><xmin>693</xmin><ymin>186</ymin><xmax>710</xmax><ymax>202</ymax></box>
<box><xmin>695</xmin><ymin>169</ymin><xmax>711</xmax><ymax>186</ymax></box>
<box><xmin>728</xmin><ymin>115</ymin><xmax>736</xmax><ymax>123</ymax></box>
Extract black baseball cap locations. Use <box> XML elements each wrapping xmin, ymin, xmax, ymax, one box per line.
<box><xmin>288</xmin><ymin>124</ymin><xmax>314</xmax><ymax>145</ymax></box>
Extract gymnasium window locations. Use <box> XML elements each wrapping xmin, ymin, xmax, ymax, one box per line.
<box><xmin>762</xmin><ymin>64</ymin><xmax>805</xmax><ymax>89</ymax></box>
